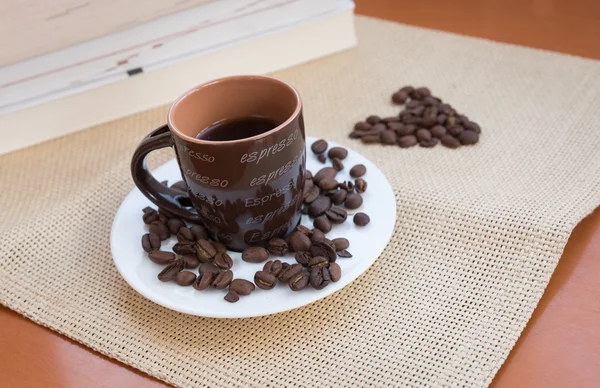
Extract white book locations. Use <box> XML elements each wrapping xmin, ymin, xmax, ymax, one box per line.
<box><xmin>1</xmin><ymin>1</ymin><xmax>356</xmax><ymax>155</ymax></box>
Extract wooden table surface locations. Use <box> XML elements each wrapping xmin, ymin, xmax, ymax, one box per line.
<box><xmin>1</xmin><ymin>1</ymin><xmax>599</xmax><ymax>387</ymax></box>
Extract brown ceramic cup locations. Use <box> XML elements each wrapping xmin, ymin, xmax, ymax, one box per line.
<box><xmin>131</xmin><ymin>75</ymin><xmax>306</xmax><ymax>251</ymax></box>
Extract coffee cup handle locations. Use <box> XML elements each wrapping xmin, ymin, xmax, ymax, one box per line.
<box><xmin>131</xmin><ymin>125</ymin><xmax>202</xmax><ymax>221</ymax></box>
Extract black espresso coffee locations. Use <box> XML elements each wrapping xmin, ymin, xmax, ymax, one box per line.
<box><xmin>197</xmin><ymin>116</ymin><xmax>281</xmax><ymax>141</ymax></box>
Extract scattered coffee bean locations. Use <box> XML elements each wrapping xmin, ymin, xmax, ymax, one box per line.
<box><xmin>361</xmin><ymin>134</ymin><xmax>380</xmax><ymax>144</ymax></box>
<box><xmin>175</xmin><ymin>271</ymin><xmax>196</xmax><ymax>286</ymax></box>
<box><xmin>296</xmin><ymin>225</ymin><xmax>313</xmax><ymax>236</ymax></box>
<box><xmin>308</xmin><ymin>196</ymin><xmax>332</xmax><ymax>217</ymax></box>
<box><xmin>366</xmin><ymin>115</ymin><xmax>381</xmax><ymax>125</ymax></box>
<box><xmin>430</xmin><ymin>125</ymin><xmax>447</xmax><ymax>138</ymax></box>
<box><xmin>254</xmin><ymin>271</ymin><xmax>277</xmax><ymax>290</ymax></box>
<box><xmin>381</xmin><ymin>130</ymin><xmax>397</xmax><ymax>145</ymax></box>
<box><xmin>354</xmin><ymin>178</ymin><xmax>367</xmax><ymax>194</ymax></box>
<box><xmin>148</xmin><ymin>250</ymin><xmax>175</xmax><ymax>265</ymax></box>
<box><xmin>263</xmin><ymin>260</ymin><xmax>285</xmax><ymax>276</ymax></box>
<box><xmin>419</xmin><ymin>137</ymin><xmax>439</xmax><ymax>148</ymax></box>
<box><xmin>149</xmin><ymin>220</ymin><xmax>170</xmax><ymax>240</ymax></box>
<box><xmin>440</xmin><ymin>134</ymin><xmax>461</xmax><ymax>149</ymax></box>
<box><xmin>313</xmin><ymin>215</ymin><xmax>332</xmax><ymax>233</ymax></box>
<box><xmin>332</xmin><ymin>238</ymin><xmax>349</xmax><ymax>251</ymax></box>
<box><xmin>241</xmin><ymin>246</ymin><xmax>269</xmax><ymax>263</ymax></box>
<box><xmin>392</xmin><ymin>90</ymin><xmax>409</xmax><ymax>104</ymax></box>
<box><xmin>344</xmin><ymin>193</ymin><xmax>363</xmax><ymax>209</ymax></box>
<box><xmin>267</xmin><ymin>238</ymin><xmax>288</xmax><ymax>256</ymax></box>
<box><xmin>289</xmin><ymin>272</ymin><xmax>310</xmax><ymax>291</ymax></box>
<box><xmin>295</xmin><ymin>251</ymin><xmax>312</xmax><ymax>266</ymax></box>
<box><xmin>287</xmin><ymin>231</ymin><xmax>312</xmax><ymax>252</ymax></box>
<box><xmin>310</xmin><ymin>229</ymin><xmax>327</xmax><ymax>243</ymax></box>
<box><xmin>354</xmin><ymin>121</ymin><xmax>372</xmax><ymax>131</ymax></box>
<box><xmin>329</xmin><ymin>262</ymin><xmax>342</xmax><ymax>282</ymax></box>
<box><xmin>448</xmin><ymin>125</ymin><xmax>464</xmax><ymax>137</ymax></box>
<box><xmin>198</xmin><ymin>263</ymin><xmax>220</xmax><ymax>275</ymax></box>
<box><xmin>157</xmin><ymin>260</ymin><xmax>183</xmax><ymax>282</ymax></box>
<box><xmin>311</xmin><ymin>139</ymin><xmax>328</xmax><ymax>154</ymax></box>
<box><xmin>176</xmin><ymin>227</ymin><xmax>194</xmax><ymax>242</ymax></box>
<box><xmin>349</xmin><ymin>164</ymin><xmax>366</xmax><ymax>178</ymax></box>
<box><xmin>224</xmin><ymin>291</ymin><xmax>240</xmax><ymax>303</ymax></box>
<box><xmin>419</xmin><ymin>116</ymin><xmax>437</xmax><ymax>129</ymax></box>
<box><xmin>353</xmin><ymin>212</ymin><xmax>370</xmax><ymax>226</ymax></box>
<box><xmin>325</xmin><ymin>207</ymin><xmax>347</xmax><ymax>224</ymax></box>
<box><xmin>303</xmin><ymin>185</ymin><xmax>320</xmax><ymax>204</ymax></box>
<box><xmin>214</xmin><ymin>252</ymin><xmax>233</xmax><ymax>270</ymax></box>
<box><xmin>194</xmin><ymin>239</ymin><xmax>217</xmax><ymax>262</ymax></box>
<box><xmin>310</xmin><ymin>267</ymin><xmax>331</xmax><ymax>290</ymax></box>
<box><xmin>190</xmin><ymin>225</ymin><xmax>209</xmax><ymax>241</ymax></box>
<box><xmin>338</xmin><ymin>181</ymin><xmax>354</xmax><ymax>192</ymax></box>
<box><xmin>319</xmin><ymin>178</ymin><xmax>339</xmax><ymax>191</ymax></box>
<box><xmin>308</xmin><ymin>256</ymin><xmax>329</xmax><ymax>269</ymax></box>
<box><xmin>415</xmin><ymin>128</ymin><xmax>431</xmax><ymax>142</ymax></box>
<box><xmin>212</xmin><ymin>270</ymin><xmax>233</xmax><ymax>289</ymax></box>
<box><xmin>398</xmin><ymin>135</ymin><xmax>418</xmax><ymax>148</ymax></box>
<box><xmin>229</xmin><ymin>279</ymin><xmax>255</xmax><ymax>295</ymax></box>
<box><xmin>279</xmin><ymin>263</ymin><xmax>303</xmax><ymax>283</ymax></box>
<box><xmin>193</xmin><ymin>271</ymin><xmax>213</xmax><ymax>290</ymax></box>
<box><xmin>328</xmin><ymin>147</ymin><xmax>348</xmax><ymax>160</ymax></box>
<box><xmin>211</xmin><ymin>241</ymin><xmax>228</xmax><ymax>254</ymax></box>
<box><xmin>331</xmin><ymin>189</ymin><xmax>347</xmax><ymax>206</ymax></box>
<box><xmin>173</xmin><ymin>242</ymin><xmax>195</xmax><ymax>255</ymax></box>
<box><xmin>332</xmin><ymin>157</ymin><xmax>344</xmax><ymax>171</ymax></box>
<box><xmin>317</xmin><ymin>154</ymin><xmax>327</xmax><ymax>163</ymax></box>
<box><xmin>337</xmin><ymin>249</ymin><xmax>353</xmax><ymax>258</ymax></box>
<box><xmin>310</xmin><ymin>241</ymin><xmax>337</xmax><ymax>262</ymax></box>
<box><xmin>142</xmin><ymin>209</ymin><xmax>159</xmax><ymax>225</ymax></box>
<box><xmin>182</xmin><ymin>254</ymin><xmax>200</xmax><ymax>269</ymax></box>
<box><xmin>313</xmin><ymin>167</ymin><xmax>337</xmax><ymax>184</ymax></box>
<box><xmin>463</xmin><ymin>120</ymin><xmax>481</xmax><ymax>134</ymax></box>
<box><xmin>166</xmin><ymin>218</ymin><xmax>185</xmax><ymax>234</ymax></box>
<box><xmin>458</xmin><ymin>130</ymin><xmax>479</xmax><ymax>145</ymax></box>
<box><xmin>142</xmin><ymin>233</ymin><xmax>161</xmax><ymax>252</ymax></box>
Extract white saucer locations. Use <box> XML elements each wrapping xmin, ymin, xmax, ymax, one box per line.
<box><xmin>111</xmin><ymin>137</ymin><xmax>396</xmax><ymax>318</ymax></box>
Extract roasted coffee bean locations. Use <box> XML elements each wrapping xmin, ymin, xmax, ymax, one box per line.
<box><xmin>143</xmin><ymin>206</ymin><xmax>154</xmax><ymax>214</ymax></box>
<box><xmin>440</xmin><ymin>104</ymin><xmax>456</xmax><ymax>116</ymax></box>
<box><xmin>310</xmin><ymin>241</ymin><xmax>337</xmax><ymax>262</ymax></box>
<box><xmin>381</xmin><ymin>130</ymin><xmax>397</xmax><ymax>145</ymax></box>
<box><xmin>214</xmin><ymin>252</ymin><xmax>233</xmax><ymax>270</ymax></box>
<box><xmin>338</xmin><ymin>181</ymin><xmax>354</xmax><ymax>193</ymax></box>
<box><xmin>149</xmin><ymin>220</ymin><xmax>170</xmax><ymax>240</ymax></box>
<box><xmin>382</xmin><ymin>116</ymin><xmax>401</xmax><ymax>123</ymax></box>
<box><xmin>175</xmin><ymin>271</ymin><xmax>196</xmax><ymax>286</ymax></box>
<box><xmin>361</xmin><ymin>134</ymin><xmax>381</xmax><ymax>144</ymax></box>
<box><xmin>349</xmin><ymin>131</ymin><xmax>364</xmax><ymax>139</ymax></box>
<box><xmin>266</xmin><ymin>237</ymin><xmax>288</xmax><ymax>256</ymax></box>
<box><xmin>142</xmin><ymin>209</ymin><xmax>159</xmax><ymax>224</ymax></box>
<box><xmin>148</xmin><ymin>250</ymin><xmax>175</xmax><ymax>265</ymax></box>
<box><xmin>448</xmin><ymin>125</ymin><xmax>464</xmax><ymax>137</ymax></box>
<box><xmin>406</xmin><ymin>100</ymin><xmax>422</xmax><ymax>109</ymax></box>
<box><xmin>242</xmin><ymin>246</ymin><xmax>269</xmax><ymax>263</ymax></box>
<box><xmin>331</xmin><ymin>189</ymin><xmax>347</xmax><ymax>206</ymax></box>
<box><xmin>310</xmin><ymin>267</ymin><xmax>331</xmax><ymax>290</ymax></box>
<box><xmin>295</xmin><ymin>251</ymin><xmax>312</xmax><ymax>266</ymax></box>
<box><xmin>327</xmin><ymin>147</ymin><xmax>348</xmax><ymax>160</ymax></box>
<box><xmin>337</xmin><ymin>249</ymin><xmax>353</xmax><ymax>258</ymax></box>
<box><xmin>190</xmin><ymin>225</ymin><xmax>209</xmax><ymax>241</ymax></box>
<box><xmin>355</xmin><ymin>178</ymin><xmax>367</xmax><ymax>194</ymax></box>
<box><xmin>212</xmin><ymin>270</ymin><xmax>233</xmax><ymax>289</ymax></box>
<box><xmin>329</xmin><ymin>262</ymin><xmax>342</xmax><ymax>282</ymax></box>
<box><xmin>308</xmin><ymin>196</ymin><xmax>332</xmax><ymax>218</ymax></box>
<box><xmin>158</xmin><ymin>215</ymin><xmax>170</xmax><ymax>226</ymax></box>
<box><xmin>229</xmin><ymin>279</ymin><xmax>255</xmax><ymax>295</ymax></box>
<box><xmin>409</xmin><ymin>105</ymin><xmax>425</xmax><ymax>116</ymax></box>
<box><xmin>423</xmin><ymin>96</ymin><xmax>441</xmax><ymax>106</ymax></box>
<box><xmin>430</xmin><ymin>125</ymin><xmax>447</xmax><ymax>138</ymax></box>
<box><xmin>287</xmin><ymin>231</ymin><xmax>312</xmax><ymax>252</ymax></box>
<box><xmin>344</xmin><ymin>193</ymin><xmax>363</xmax><ymax>209</ymax></box>
<box><xmin>157</xmin><ymin>260</ymin><xmax>183</xmax><ymax>282</ymax></box>
<box><xmin>224</xmin><ymin>291</ymin><xmax>240</xmax><ymax>303</ymax></box>
<box><xmin>400</xmin><ymin>85</ymin><xmax>415</xmax><ymax>94</ymax></box>
<box><xmin>311</xmin><ymin>139</ymin><xmax>328</xmax><ymax>154</ymax></box>
<box><xmin>325</xmin><ymin>207</ymin><xmax>347</xmax><ymax>224</ymax></box>
<box><xmin>303</xmin><ymin>185</ymin><xmax>320</xmax><ymax>204</ymax></box>
<box><xmin>415</xmin><ymin>128</ymin><xmax>432</xmax><ymax>142</ymax></box>
<box><xmin>193</xmin><ymin>271</ymin><xmax>213</xmax><ymax>290</ymax></box>
<box><xmin>289</xmin><ymin>272</ymin><xmax>310</xmax><ymax>291</ymax></box>
<box><xmin>263</xmin><ymin>260</ymin><xmax>285</xmax><ymax>276</ymax></box>
<box><xmin>446</xmin><ymin>115</ymin><xmax>460</xmax><ymax>128</ymax></box>
<box><xmin>304</xmin><ymin>178</ymin><xmax>315</xmax><ymax>193</ymax></box>
<box><xmin>419</xmin><ymin>137</ymin><xmax>439</xmax><ymax>148</ymax></box>
<box><xmin>398</xmin><ymin>135</ymin><xmax>418</xmax><ymax>148</ymax></box>
<box><xmin>296</xmin><ymin>224</ymin><xmax>313</xmax><ymax>236</ymax></box>
<box><xmin>437</xmin><ymin>114</ymin><xmax>448</xmax><ymax>125</ymax></box>
<box><xmin>349</xmin><ymin>164</ymin><xmax>366</xmax><ymax>178</ymax></box>
<box><xmin>440</xmin><ymin>134</ymin><xmax>461</xmax><ymax>148</ymax></box>
<box><xmin>354</xmin><ymin>121</ymin><xmax>372</xmax><ymax>131</ymax></box>
<box><xmin>398</xmin><ymin>124</ymin><xmax>417</xmax><ymax>136</ymax></box>
<box><xmin>177</xmin><ymin>227</ymin><xmax>194</xmax><ymax>242</ymax></box>
<box><xmin>319</xmin><ymin>178</ymin><xmax>339</xmax><ymax>191</ymax></box>
<box><xmin>313</xmin><ymin>216</ymin><xmax>332</xmax><ymax>233</ymax></box>
<box><xmin>254</xmin><ymin>271</ymin><xmax>277</xmax><ymax>290</ymax></box>
<box><xmin>458</xmin><ymin>130</ymin><xmax>479</xmax><ymax>145</ymax></box>
<box><xmin>332</xmin><ymin>238</ymin><xmax>349</xmax><ymax>251</ymax></box>
<box><xmin>419</xmin><ymin>116</ymin><xmax>437</xmax><ymax>128</ymax></box>
<box><xmin>353</xmin><ymin>212</ymin><xmax>371</xmax><ymax>226</ymax></box>
<box><xmin>366</xmin><ymin>115</ymin><xmax>381</xmax><ymax>125</ymax></box>
<box><xmin>411</xmin><ymin>87</ymin><xmax>431</xmax><ymax>100</ymax></box>
<box><xmin>194</xmin><ymin>239</ymin><xmax>217</xmax><ymax>262</ymax></box>
<box><xmin>313</xmin><ymin>167</ymin><xmax>337</xmax><ymax>184</ymax></box>
<box><xmin>458</xmin><ymin>114</ymin><xmax>469</xmax><ymax>122</ymax></box>
<box><xmin>317</xmin><ymin>154</ymin><xmax>327</xmax><ymax>163</ymax></box>
<box><xmin>166</xmin><ymin>218</ymin><xmax>185</xmax><ymax>234</ymax></box>
<box><xmin>198</xmin><ymin>263</ymin><xmax>220</xmax><ymax>275</ymax></box>
<box><xmin>171</xmin><ymin>180</ymin><xmax>188</xmax><ymax>192</ymax></box>
<box><xmin>173</xmin><ymin>242</ymin><xmax>195</xmax><ymax>255</ymax></box>
<box><xmin>308</xmin><ymin>256</ymin><xmax>329</xmax><ymax>269</ymax></box>
<box><xmin>463</xmin><ymin>120</ymin><xmax>481</xmax><ymax>134</ymax></box>
<box><xmin>182</xmin><ymin>254</ymin><xmax>200</xmax><ymax>269</ymax></box>
<box><xmin>392</xmin><ymin>90</ymin><xmax>409</xmax><ymax>104</ymax></box>
<box><xmin>310</xmin><ymin>229</ymin><xmax>327</xmax><ymax>243</ymax></box>
<box><xmin>279</xmin><ymin>263</ymin><xmax>303</xmax><ymax>282</ymax></box>
<box><xmin>332</xmin><ymin>157</ymin><xmax>344</xmax><ymax>171</ymax></box>
<box><xmin>142</xmin><ymin>233</ymin><xmax>161</xmax><ymax>252</ymax></box>
<box><xmin>211</xmin><ymin>241</ymin><xmax>227</xmax><ymax>254</ymax></box>
<box><xmin>387</xmin><ymin>122</ymin><xmax>404</xmax><ymax>131</ymax></box>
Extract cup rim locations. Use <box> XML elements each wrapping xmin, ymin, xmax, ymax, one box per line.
<box><xmin>167</xmin><ymin>75</ymin><xmax>302</xmax><ymax>145</ymax></box>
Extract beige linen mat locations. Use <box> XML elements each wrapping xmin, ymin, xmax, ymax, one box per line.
<box><xmin>1</xmin><ymin>17</ymin><xmax>600</xmax><ymax>387</ymax></box>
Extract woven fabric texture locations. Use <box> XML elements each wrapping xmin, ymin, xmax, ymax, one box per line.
<box><xmin>1</xmin><ymin>17</ymin><xmax>599</xmax><ymax>387</ymax></box>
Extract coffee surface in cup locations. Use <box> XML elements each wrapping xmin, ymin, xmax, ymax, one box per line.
<box><xmin>196</xmin><ymin>116</ymin><xmax>281</xmax><ymax>142</ymax></box>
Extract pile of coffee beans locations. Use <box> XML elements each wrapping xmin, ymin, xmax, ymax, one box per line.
<box><xmin>349</xmin><ymin>86</ymin><xmax>481</xmax><ymax>148</ymax></box>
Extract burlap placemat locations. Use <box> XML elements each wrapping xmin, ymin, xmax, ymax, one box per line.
<box><xmin>1</xmin><ymin>17</ymin><xmax>599</xmax><ymax>387</ymax></box>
